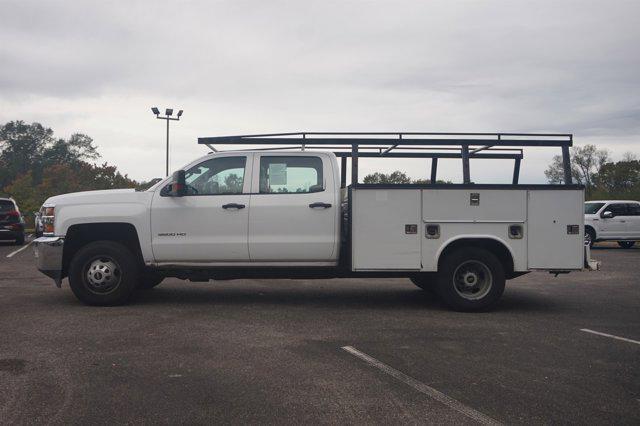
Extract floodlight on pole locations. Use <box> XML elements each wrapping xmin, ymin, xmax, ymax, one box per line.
<box><xmin>151</xmin><ymin>107</ymin><xmax>183</xmax><ymax>177</ymax></box>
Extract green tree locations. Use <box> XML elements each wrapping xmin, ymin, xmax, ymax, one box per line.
<box><xmin>0</xmin><ymin>121</ymin><xmax>102</xmax><ymax>188</ymax></box>
<box><xmin>363</xmin><ymin>171</ymin><xmax>450</xmax><ymax>185</ymax></box>
<box><xmin>544</xmin><ymin>144</ymin><xmax>610</xmax><ymax>195</ymax></box>
<box><xmin>0</xmin><ymin>121</ymin><xmax>54</xmax><ymax>187</ymax></box>
<box><xmin>591</xmin><ymin>159</ymin><xmax>640</xmax><ymax>200</ymax></box>
<box><xmin>363</xmin><ymin>171</ymin><xmax>412</xmax><ymax>184</ymax></box>
<box><xmin>43</xmin><ymin>133</ymin><xmax>99</xmax><ymax>167</ymax></box>
<box><xmin>2</xmin><ymin>172</ymin><xmax>40</xmax><ymax>217</ymax></box>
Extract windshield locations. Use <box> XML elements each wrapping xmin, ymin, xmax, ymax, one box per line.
<box><xmin>584</xmin><ymin>202</ymin><xmax>605</xmax><ymax>214</ymax></box>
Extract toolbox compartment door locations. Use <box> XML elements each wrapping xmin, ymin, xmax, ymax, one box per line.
<box><xmin>422</xmin><ymin>189</ymin><xmax>526</xmax><ymax>222</ymax></box>
<box><xmin>351</xmin><ymin>189</ymin><xmax>421</xmax><ymax>270</ymax></box>
<box><xmin>527</xmin><ymin>189</ymin><xmax>584</xmax><ymax>269</ymax></box>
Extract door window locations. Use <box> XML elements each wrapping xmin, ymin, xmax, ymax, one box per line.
<box><xmin>184</xmin><ymin>157</ymin><xmax>246</xmax><ymax>195</ymax></box>
<box><xmin>606</xmin><ymin>203</ymin><xmax>628</xmax><ymax>217</ymax></box>
<box><xmin>259</xmin><ymin>156</ymin><xmax>323</xmax><ymax>194</ymax></box>
<box><xmin>626</xmin><ymin>203</ymin><xmax>640</xmax><ymax>216</ymax></box>
<box><xmin>584</xmin><ymin>202</ymin><xmax>605</xmax><ymax>214</ymax></box>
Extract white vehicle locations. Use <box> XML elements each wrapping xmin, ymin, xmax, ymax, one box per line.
<box><xmin>33</xmin><ymin>132</ymin><xmax>600</xmax><ymax>311</ymax></box>
<box><xmin>584</xmin><ymin>200</ymin><xmax>640</xmax><ymax>248</ymax></box>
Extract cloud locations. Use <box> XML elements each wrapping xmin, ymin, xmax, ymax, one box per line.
<box><xmin>1</xmin><ymin>0</ymin><xmax>639</xmax><ymax>182</ymax></box>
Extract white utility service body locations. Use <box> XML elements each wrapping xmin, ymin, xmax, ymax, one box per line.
<box><xmin>352</xmin><ymin>186</ymin><xmax>585</xmax><ymax>272</ymax></box>
<box><xmin>33</xmin><ymin>131</ymin><xmax>599</xmax><ymax>311</ymax></box>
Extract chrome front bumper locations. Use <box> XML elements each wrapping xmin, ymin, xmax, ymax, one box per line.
<box><xmin>33</xmin><ymin>236</ymin><xmax>65</xmax><ymax>287</ymax></box>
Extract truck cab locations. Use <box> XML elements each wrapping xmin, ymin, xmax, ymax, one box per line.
<box><xmin>150</xmin><ymin>151</ymin><xmax>341</xmax><ymax>265</ymax></box>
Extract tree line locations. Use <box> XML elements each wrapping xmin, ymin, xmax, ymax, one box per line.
<box><xmin>544</xmin><ymin>145</ymin><xmax>640</xmax><ymax>200</ymax></box>
<box><xmin>2</xmin><ymin>120</ymin><xmax>638</xmax><ymax>225</ymax></box>
<box><xmin>0</xmin><ymin>121</ymin><xmax>155</xmax><ymax>224</ymax></box>
<box><xmin>362</xmin><ymin>145</ymin><xmax>639</xmax><ymax>201</ymax></box>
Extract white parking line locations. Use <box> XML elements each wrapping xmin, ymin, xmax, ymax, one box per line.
<box><xmin>6</xmin><ymin>241</ymin><xmax>33</xmax><ymax>258</ymax></box>
<box><xmin>580</xmin><ymin>328</ymin><xmax>640</xmax><ymax>346</ymax></box>
<box><xmin>341</xmin><ymin>346</ymin><xmax>501</xmax><ymax>425</ymax></box>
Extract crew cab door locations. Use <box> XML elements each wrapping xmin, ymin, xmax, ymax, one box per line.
<box><xmin>150</xmin><ymin>154</ymin><xmax>252</xmax><ymax>263</ymax></box>
<box><xmin>599</xmin><ymin>203</ymin><xmax>628</xmax><ymax>238</ymax></box>
<box><xmin>248</xmin><ymin>153</ymin><xmax>338</xmax><ymax>262</ymax></box>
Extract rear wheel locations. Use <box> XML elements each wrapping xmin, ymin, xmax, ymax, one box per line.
<box><xmin>585</xmin><ymin>228</ymin><xmax>596</xmax><ymax>248</ymax></box>
<box><xmin>14</xmin><ymin>233</ymin><xmax>25</xmax><ymax>245</ymax></box>
<box><xmin>617</xmin><ymin>241</ymin><xmax>635</xmax><ymax>249</ymax></box>
<box><xmin>436</xmin><ymin>247</ymin><xmax>505</xmax><ymax>312</ymax></box>
<box><xmin>68</xmin><ymin>241</ymin><xmax>139</xmax><ymax>306</ymax></box>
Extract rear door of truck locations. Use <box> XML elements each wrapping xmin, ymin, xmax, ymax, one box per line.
<box><xmin>248</xmin><ymin>153</ymin><xmax>339</xmax><ymax>262</ymax></box>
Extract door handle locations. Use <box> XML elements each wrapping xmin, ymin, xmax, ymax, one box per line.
<box><xmin>309</xmin><ymin>202</ymin><xmax>332</xmax><ymax>209</ymax></box>
<box><xmin>222</xmin><ymin>203</ymin><xmax>245</xmax><ymax>209</ymax></box>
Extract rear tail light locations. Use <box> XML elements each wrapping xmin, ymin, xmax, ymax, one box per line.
<box><xmin>6</xmin><ymin>210</ymin><xmax>19</xmax><ymax>219</ymax></box>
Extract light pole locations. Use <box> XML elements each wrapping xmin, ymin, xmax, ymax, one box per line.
<box><xmin>151</xmin><ymin>107</ymin><xmax>183</xmax><ymax>176</ymax></box>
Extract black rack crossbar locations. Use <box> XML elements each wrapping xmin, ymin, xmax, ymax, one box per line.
<box><xmin>197</xmin><ymin>131</ymin><xmax>574</xmax><ymax>186</ymax></box>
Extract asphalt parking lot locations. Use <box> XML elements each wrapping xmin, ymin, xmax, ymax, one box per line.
<box><xmin>0</xmin><ymin>239</ymin><xmax>638</xmax><ymax>425</ymax></box>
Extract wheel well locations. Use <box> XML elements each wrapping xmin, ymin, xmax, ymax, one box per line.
<box><xmin>438</xmin><ymin>238</ymin><xmax>515</xmax><ymax>278</ymax></box>
<box><xmin>585</xmin><ymin>225</ymin><xmax>596</xmax><ymax>236</ymax></box>
<box><xmin>62</xmin><ymin>223</ymin><xmax>144</xmax><ymax>278</ymax></box>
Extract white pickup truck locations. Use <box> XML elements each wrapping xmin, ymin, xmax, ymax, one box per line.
<box><xmin>33</xmin><ymin>132</ymin><xmax>599</xmax><ymax>311</ymax></box>
<box><xmin>584</xmin><ymin>200</ymin><xmax>640</xmax><ymax>248</ymax></box>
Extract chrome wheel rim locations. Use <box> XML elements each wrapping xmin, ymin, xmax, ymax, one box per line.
<box><xmin>453</xmin><ymin>260</ymin><xmax>492</xmax><ymax>300</ymax></box>
<box><xmin>84</xmin><ymin>257</ymin><xmax>121</xmax><ymax>294</ymax></box>
<box><xmin>584</xmin><ymin>232</ymin><xmax>592</xmax><ymax>246</ymax></box>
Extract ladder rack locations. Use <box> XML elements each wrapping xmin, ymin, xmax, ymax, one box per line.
<box><xmin>198</xmin><ymin>132</ymin><xmax>573</xmax><ymax>186</ymax></box>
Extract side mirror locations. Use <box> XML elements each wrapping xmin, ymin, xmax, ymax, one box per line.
<box><xmin>601</xmin><ymin>210</ymin><xmax>613</xmax><ymax>219</ymax></box>
<box><xmin>168</xmin><ymin>170</ymin><xmax>186</xmax><ymax>197</ymax></box>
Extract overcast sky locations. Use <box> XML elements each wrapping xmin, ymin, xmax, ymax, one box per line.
<box><xmin>1</xmin><ymin>0</ymin><xmax>639</xmax><ymax>183</ymax></box>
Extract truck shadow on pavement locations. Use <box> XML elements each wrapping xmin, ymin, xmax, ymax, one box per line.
<box><xmin>118</xmin><ymin>283</ymin><xmax>556</xmax><ymax>313</ymax></box>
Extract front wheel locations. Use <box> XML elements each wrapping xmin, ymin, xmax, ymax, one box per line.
<box><xmin>68</xmin><ymin>241</ymin><xmax>139</xmax><ymax>306</ymax></box>
<box><xmin>436</xmin><ymin>248</ymin><xmax>505</xmax><ymax>312</ymax></box>
<box><xmin>617</xmin><ymin>241</ymin><xmax>635</xmax><ymax>249</ymax></box>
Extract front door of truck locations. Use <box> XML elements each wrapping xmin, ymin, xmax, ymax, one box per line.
<box><xmin>151</xmin><ymin>154</ymin><xmax>252</xmax><ymax>263</ymax></box>
<box><xmin>599</xmin><ymin>203</ymin><xmax>628</xmax><ymax>239</ymax></box>
<box><xmin>248</xmin><ymin>154</ymin><xmax>337</xmax><ymax>262</ymax></box>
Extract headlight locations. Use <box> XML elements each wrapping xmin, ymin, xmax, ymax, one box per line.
<box><xmin>41</xmin><ymin>205</ymin><xmax>55</xmax><ymax>235</ymax></box>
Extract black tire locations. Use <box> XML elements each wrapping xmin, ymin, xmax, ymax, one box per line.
<box><xmin>138</xmin><ymin>272</ymin><xmax>164</xmax><ymax>290</ymax></box>
<box><xmin>68</xmin><ymin>241</ymin><xmax>140</xmax><ymax>306</ymax></box>
<box><xmin>436</xmin><ymin>247</ymin><xmax>505</xmax><ymax>312</ymax></box>
<box><xmin>585</xmin><ymin>227</ymin><xmax>596</xmax><ymax>248</ymax></box>
<box><xmin>410</xmin><ymin>276</ymin><xmax>438</xmax><ymax>295</ymax></box>
<box><xmin>617</xmin><ymin>241</ymin><xmax>635</xmax><ymax>249</ymax></box>
<box><xmin>14</xmin><ymin>233</ymin><xmax>25</xmax><ymax>245</ymax></box>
